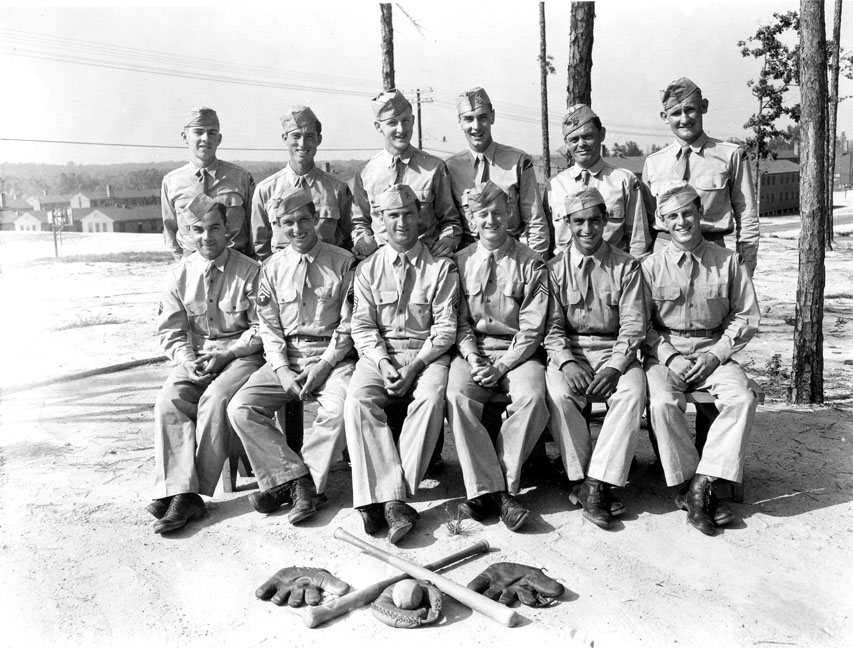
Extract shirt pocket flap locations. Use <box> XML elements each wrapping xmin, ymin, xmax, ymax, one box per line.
<box><xmin>606</xmin><ymin>290</ymin><xmax>622</xmax><ymax>306</ymax></box>
<box><xmin>315</xmin><ymin>200</ymin><xmax>340</xmax><ymax>221</ymax></box>
<box><xmin>653</xmin><ymin>285</ymin><xmax>681</xmax><ymax>301</ymax></box>
<box><xmin>413</xmin><ymin>188</ymin><xmax>434</xmax><ymax>204</ymax></box>
<box><xmin>185</xmin><ymin>300</ymin><xmax>207</xmax><ymax>316</ymax></box>
<box><xmin>464</xmin><ymin>280</ymin><xmax>482</xmax><ymax>297</ymax></box>
<box><xmin>279</xmin><ymin>288</ymin><xmax>298</xmax><ymax>303</ymax></box>
<box><xmin>567</xmin><ymin>289</ymin><xmax>583</xmax><ymax>305</ymax></box>
<box><xmin>704</xmin><ymin>283</ymin><xmax>728</xmax><ymax>299</ymax></box>
<box><xmin>220</xmin><ymin>192</ymin><xmax>244</xmax><ymax>207</ymax></box>
<box><xmin>411</xmin><ymin>289</ymin><xmax>429</xmax><ymax>305</ymax></box>
<box><xmin>692</xmin><ymin>174</ymin><xmax>728</xmax><ymax>192</ymax></box>
<box><xmin>502</xmin><ymin>281</ymin><xmax>524</xmax><ymax>298</ymax></box>
<box><xmin>219</xmin><ymin>293</ymin><xmax>250</xmax><ymax>313</ymax></box>
<box><xmin>377</xmin><ymin>290</ymin><xmax>398</xmax><ymax>305</ymax></box>
<box><xmin>313</xmin><ymin>286</ymin><xmax>335</xmax><ymax>300</ymax></box>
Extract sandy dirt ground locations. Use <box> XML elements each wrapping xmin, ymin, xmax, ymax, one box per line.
<box><xmin>1</xmin><ymin>201</ymin><xmax>852</xmax><ymax>648</ymax></box>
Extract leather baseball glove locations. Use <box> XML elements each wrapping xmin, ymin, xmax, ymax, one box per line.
<box><xmin>371</xmin><ymin>579</ymin><xmax>444</xmax><ymax>628</ymax></box>
<box><xmin>467</xmin><ymin>562</ymin><xmax>564</xmax><ymax>607</ymax></box>
<box><xmin>255</xmin><ymin>566</ymin><xmax>350</xmax><ymax>607</ymax></box>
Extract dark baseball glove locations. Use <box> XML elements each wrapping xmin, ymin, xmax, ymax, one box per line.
<box><xmin>255</xmin><ymin>566</ymin><xmax>350</xmax><ymax>607</ymax></box>
<box><xmin>371</xmin><ymin>579</ymin><xmax>444</xmax><ymax>628</ymax></box>
<box><xmin>467</xmin><ymin>562</ymin><xmax>564</xmax><ymax>607</ymax></box>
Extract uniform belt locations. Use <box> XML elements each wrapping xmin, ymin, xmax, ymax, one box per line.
<box><xmin>574</xmin><ymin>331</ymin><xmax>618</xmax><ymax>339</ymax></box>
<box><xmin>662</xmin><ymin>327</ymin><xmax>721</xmax><ymax>338</ymax></box>
<box><xmin>287</xmin><ymin>334</ymin><xmax>332</xmax><ymax>343</ymax></box>
<box><xmin>386</xmin><ymin>338</ymin><xmax>426</xmax><ymax>351</ymax></box>
<box><xmin>482</xmin><ymin>333</ymin><xmax>516</xmax><ymax>341</ymax></box>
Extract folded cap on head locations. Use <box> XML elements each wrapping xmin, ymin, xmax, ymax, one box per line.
<box><xmin>561</xmin><ymin>104</ymin><xmax>598</xmax><ymax>137</ymax></box>
<box><xmin>464</xmin><ymin>180</ymin><xmax>507</xmax><ymax>212</ymax></box>
<box><xmin>377</xmin><ymin>184</ymin><xmax>417</xmax><ymax>211</ymax></box>
<box><xmin>656</xmin><ymin>181</ymin><xmax>700</xmax><ymax>217</ymax></box>
<box><xmin>456</xmin><ymin>87</ymin><xmax>492</xmax><ymax>115</ymax></box>
<box><xmin>280</xmin><ymin>105</ymin><xmax>319</xmax><ymax>133</ymax></box>
<box><xmin>564</xmin><ymin>187</ymin><xmax>606</xmax><ymax>215</ymax></box>
<box><xmin>371</xmin><ymin>89</ymin><xmax>412</xmax><ymax>121</ymax></box>
<box><xmin>184</xmin><ymin>107</ymin><xmax>220</xmax><ymax>130</ymax></box>
<box><xmin>661</xmin><ymin>77</ymin><xmax>701</xmax><ymax>110</ymax></box>
<box><xmin>268</xmin><ymin>186</ymin><xmax>314</xmax><ymax>217</ymax></box>
<box><xmin>183</xmin><ymin>193</ymin><xmax>221</xmax><ymax>223</ymax></box>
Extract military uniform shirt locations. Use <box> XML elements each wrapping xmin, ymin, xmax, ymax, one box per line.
<box><xmin>158</xmin><ymin>248</ymin><xmax>262</xmax><ymax>365</ymax></box>
<box><xmin>161</xmin><ymin>159</ymin><xmax>255</xmax><ymax>258</ymax></box>
<box><xmin>252</xmin><ymin>164</ymin><xmax>353</xmax><ymax>259</ymax></box>
<box><xmin>446</xmin><ymin>140</ymin><xmax>550</xmax><ymax>256</ymax></box>
<box><xmin>545</xmin><ymin>242</ymin><xmax>645</xmax><ymax>374</ymax></box>
<box><xmin>351</xmin><ymin>146</ymin><xmax>462</xmax><ymax>250</ymax></box>
<box><xmin>641</xmin><ymin>240</ymin><xmax>760</xmax><ymax>365</ymax></box>
<box><xmin>642</xmin><ymin>133</ymin><xmax>759</xmax><ymax>268</ymax></box>
<box><xmin>455</xmin><ymin>236</ymin><xmax>549</xmax><ymax>374</ymax></box>
<box><xmin>256</xmin><ymin>240</ymin><xmax>355</xmax><ymax>371</ymax></box>
<box><xmin>350</xmin><ymin>242</ymin><xmax>459</xmax><ymax>367</ymax></box>
<box><xmin>546</xmin><ymin>159</ymin><xmax>651</xmax><ymax>258</ymax></box>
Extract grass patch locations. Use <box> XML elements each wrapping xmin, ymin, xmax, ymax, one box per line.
<box><xmin>51</xmin><ymin>312</ymin><xmax>128</xmax><ymax>331</ymax></box>
<box><xmin>52</xmin><ymin>251</ymin><xmax>175</xmax><ymax>264</ymax></box>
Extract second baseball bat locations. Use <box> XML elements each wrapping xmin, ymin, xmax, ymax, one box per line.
<box><xmin>334</xmin><ymin>527</ymin><xmax>519</xmax><ymax>627</ymax></box>
<box><xmin>302</xmin><ymin>538</ymin><xmax>490</xmax><ymax>628</ymax></box>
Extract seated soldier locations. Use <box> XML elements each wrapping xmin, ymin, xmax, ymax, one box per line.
<box><xmin>344</xmin><ymin>184</ymin><xmax>459</xmax><ymax>544</ymax></box>
<box><xmin>545</xmin><ymin>188</ymin><xmax>647</xmax><ymax>530</ymax></box>
<box><xmin>227</xmin><ymin>187</ymin><xmax>356</xmax><ymax>524</ymax></box>
<box><xmin>148</xmin><ymin>194</ymin><xmax>264</xmax><ymax>534</ymax></box>
<box><xmin>642</xmin><ymin>181</ymin><xmax>760</xmax><ymax>536</ymax></box>
<box><xmin>446</xmin><ymin>181</ymin><xmax>550</xmax><ymax>532</ymax></box>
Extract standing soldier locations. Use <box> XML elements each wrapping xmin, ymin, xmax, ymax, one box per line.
<box><xmin>351</xmin><ymin>90</ymin><xmax>462</xmax><ymax>260</ymax></box>
<box><xmin>544</xmin><ymin>188</ymin><xmax>647</xmax><ymax>530</ymax></box>
<box><xmin>546</xmin><ymin>104</ymin><xmax>651</xmax><ymax>258</ymax></box>
<box><xmin>228</xmin><ymin>187</ymin><xmax>355</xmax><ymax>524</ymax></box>
<box><xmin>161</xmin><ymin>107</ymin><xmax>255</xmax><ymax>260</ymax></box>
<box><xmin>251</xmin><ymin>105</ymin><xmax>353</xmax><ymax>259</ymax></box>
<box><xmin>643</xmin><ymin>78</ymin><xmax>759</xmax><ymax>275</ymax></box>
<box><xmin>445</xmin><ymin>181</ymin><xmax>550</xmax><ymax>532</ymax></box>
<box><xmin>344</xmin><ymin>185</ymin><xmax>459</xmax><ymax>544</ymax></box>
<box><xmin>148</xmin><ymin>194</ymin><xmax>264</xmax><ymax>534</ymax></box>
<box><xmin>446</xmin><ymin>87</ymin><xmax>550</xmax><ymax>257</ymax></box>
<box><xmin>643</xmin><ymin>182</ymin><xmax>760</xmax><ymax>536</ymax></box>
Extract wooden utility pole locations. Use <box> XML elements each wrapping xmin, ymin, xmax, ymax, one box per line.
<box><xmin>539</xmin><ymin>2</ymin><xmax>551</xmax><ymax>179</ymax></box>
<box><xmin>416</xmin><ymin>88</ymin><xmax>423</xmax><ymax>149</ymax></box>
<box><xmin>825</xmin><ymin>0</ymin><xmax>843</xmax><ymax>249</ymax></box>
<box><xmin>791</xmin><ymin>0</ymin><xmax>827</xmax><ymax>404</ymax></box>
<box><xmin>380</xmin><ymin>4</ymin><xmax>395</xmax><ymax>91</ymax></box>
<box><xmin>567</xmin><ymin>1</ymin><xmax>595</xmax><ymax>107</ymax></box>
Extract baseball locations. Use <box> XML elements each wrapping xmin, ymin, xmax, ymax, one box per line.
<box><xmin>392</xmin><ymin>579</ymin><xmax>424</xmax><ymax>609</ymax></box>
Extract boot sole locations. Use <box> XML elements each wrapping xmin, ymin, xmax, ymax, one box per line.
<box><xmin>502</xmin><ymin>509</ymin><xmax>529</xmax><ymax>532</ymax></box>
<box><xmin>154</xmin><ymin>508</ymin><xmax>204</xmax><ymax>534</ymax></box>
<box><xmin>675</xmin><ymin>495</ymin><xmax>733</xmax><ymax>527</ymax></box>
<box><xmin>388</xmin><ymin>521</ymin><xmax>414</xmax><ymax>544</ymax></box>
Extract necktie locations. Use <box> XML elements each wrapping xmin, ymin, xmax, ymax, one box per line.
<box><xmin>198</xmin><ymin>168</ymin><xmax>209</xmax><ymax>196</ymax></box>
<box><xmin>579</xmin><ymin>256</ymin><xmax>593</xmax><ymax>298</ymax></box>
<box><xmin>396</xmin><ymin>252</ymin><xmax>409</xmax><ymax>294</ymax></box>
<box><xmin>481</xmin><ymin>251</ymin><xmax>496</xmax><ymax>292</ymax></box>
<box><xmin>676</xmin><ymin>146</ymin><xmax>692</xmax><ymax>181</ymax></box>
<box><xmin>475</xmin><ymin>153</ymin><xmax>489</xmax><ymax>183</ymax></box>
<box><xmin>682</xmin><ymin>251</ymin><xmax>694</xmax><ymax>283</ymax></box>
<box><xmin>581</xmin><ymin>169</ymin><xmax>591</xmax><ymax>188</ymax></box>
<box><xmin>294</xmin><ymin>175</ymin><xmax>306</xmax><ymax>189</ymax></box>
<box><xmin>203</xmin><ymin>260</ymin><xmax>215</xmax><ymax>312</ymax></box>
<box><xmin>392</xmin><ymin>155</ymin><xmax>405</xmax><ymax>184</ymax></box>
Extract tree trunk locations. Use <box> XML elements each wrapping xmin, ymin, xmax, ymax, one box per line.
<box><xmin>540</xmin><ymin>2</ymin><xmax>551</xmax><ymax>179</ymax></box>
<box><xmin>380</xmin><ymin>3</ymin><xmax>395</xmax><ymax>91</ymax></box>
<box><xmin>567</xmin><ymin>2</ymin><xmax>595</xmax><ymax>107</ymax></box>
<box><xmin>791</xmin><ymin>0</ymin><xmax>827</xmax><ymax>405</ymax></box>
<box><xmin>825</xmin><ymin>0</ymin><xmax>843</xmax><ymax>249</ymax></box>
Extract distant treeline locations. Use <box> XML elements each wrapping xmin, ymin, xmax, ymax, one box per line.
<box><xmin>0</xmin><ymin>160</ymin><xmax>364</xmax><ymax>199</ymax></box>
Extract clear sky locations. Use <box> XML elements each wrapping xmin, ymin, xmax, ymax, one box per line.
<box><xmin>1</xmin><ymin>0</ymin><xmax>850</xmax><ymax>166</ymax></box>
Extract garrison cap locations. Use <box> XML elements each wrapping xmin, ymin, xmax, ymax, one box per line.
<box><xmin>564</xmin><ymin>187</ymin><xmax>606</xmax><ymax>215</ymax></box>
<box><xmin>184</xmin><ymin>193</ymin><xmax>222</xmax><ymax>223</ymax></box>
<box><xmin>656</xmin><ymin>181</ymin><xmax>700</xmax><ymax>217</ymax></box>
<box><xmin>268</xmin><ymin>186</ymin><xmax>314</xmax><ymax>216</ymax></box>
<box><xmin>280</xmin><ymin>105</ymin><xmax>319</xmax><ymax>133</ymax></box>
<box><xmin>377</xmin><ymin>184</ymin><xmax>417</xmax><ymax>211</ymax></box>
<box><xmin>464</xmin><ymin>181</ymin><xmax>508</xmax><ymax>212</ymax></box>
<box><xmin>562</xmin><ymin>104</ymin><xmax>599</xmax><ymax>137</ymax></box>
<box><xmin>371</xmin><ymin>89</ymin><xmax>412</xmax><ymax>121</ymax></box>
<box><xmin>184</xmin><ymin>107</ymin><xmax>220</xmax><ymax>130</ymax></box>
<box><xmin>456</xmin><ymin>87</ymin><xmax>492</xmax><ymax>115</ymax></box>
<box><xmin>661</xmin><ymin>77</ymin><xmax>701</xmax><ymax>110</ymax></box>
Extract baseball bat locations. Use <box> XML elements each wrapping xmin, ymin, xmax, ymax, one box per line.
<box><xmin>302</xmin><ymin>538</ymin><xmax>490</xmax><ymax>628</ymax></box>
<box><xmin>334</xmin><ymin>527</ymin><xmax>519</xmax><ymax>628</ymax></box>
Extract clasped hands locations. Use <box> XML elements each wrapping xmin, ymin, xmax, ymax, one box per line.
<box><xmin>560</xmin><ymin>361</ymin><xmax>620</xmax><ymax>398</ymax></box>
<box><xmin>378</xmin><ymin>357</ymin><xmax>424</xmax><ymax>397</ymax></box>
<box><xmin>276</xmin><ymin>359</ymin><xmax>334</xmax><ymax>400</ymax></box>
<box><xmin>183</xmin><ymin>349</ymin><xmax>235</xmax><ymax>385</ymax></box>
<box><xmin>666</xmin><ymin>351</ymin><xmax>720</xmax><ymax>385</ymax></box>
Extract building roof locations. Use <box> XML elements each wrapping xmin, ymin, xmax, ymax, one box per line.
<box><xmin>87</xmin><ymin>205</ymin><xmax>162</xmax><ymax>223</ymax></box>
<box><xmin>759</xmin><ymin>159</ymin><xmax>800</xmax><ymax>174</ymax></box>
<box><xmin>17</xmin><ymin>210</ymin><xmax>49</xmax><ymax>223</ymax></box>
<box><xmin>73</xmin><ymin>189</ymin><xmax>160</xmax><ymax>201</ymax></box>
<box><xmin>29</xmin><ymin>194</ymin><xmax>74</xmax><ymax>204</ymax></box>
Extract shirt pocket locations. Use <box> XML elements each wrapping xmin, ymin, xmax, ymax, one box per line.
<box><xmin>502</xmin><ymin>280</ymin><xmax>525</xmax><ymax>301</ymax></box>
<box><xmin>607</xmin><ymin>202</ymin><xmax>625</xmax><ymax>225</ymax></box>
<box><xmin>563</xmin><ymin>288</ymin><xmax>583</xmax><ymax>306</ymax></box>
<box><xmin>703</xmin><ymin>283</ymin><xmax>729</xmax><ymax>301</ymax></box>
<box><xmin>219</xmin><ymin>192</ymin><xmax>246</xmax><ymax>232</ymax></box>
<box><xmin>605</xmin><ymin>290</ymin><xmax>622</xmax><ymax>308</ymax></box>
<box><xmin>218</xmin><ymin>291</ymin><xmax>250</xmax><ymax>331</ymax></box>
<box><xmin>463</xmin><ymin>280</ymin><xmax>483</xmax><ymax>298</ymax></box>
<box><xmin>409</xmin><ymin>288</ymin><xmax>432</xmax><ymax>330</ymax></box>
<box><xmin>312</xmin><ymin>285</ymin><xmax>340</xmax><ymax>325</ymax></box>
<box><xmin>692</xmin><ymin>173</ymin><xmax>729</xmax><ymax>201</ymax></box>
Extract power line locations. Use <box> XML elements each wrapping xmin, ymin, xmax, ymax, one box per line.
<box><xmin>0</xmin><ymin>137</ymin><xmax>378</xmax><ymax>153</ymax></box>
